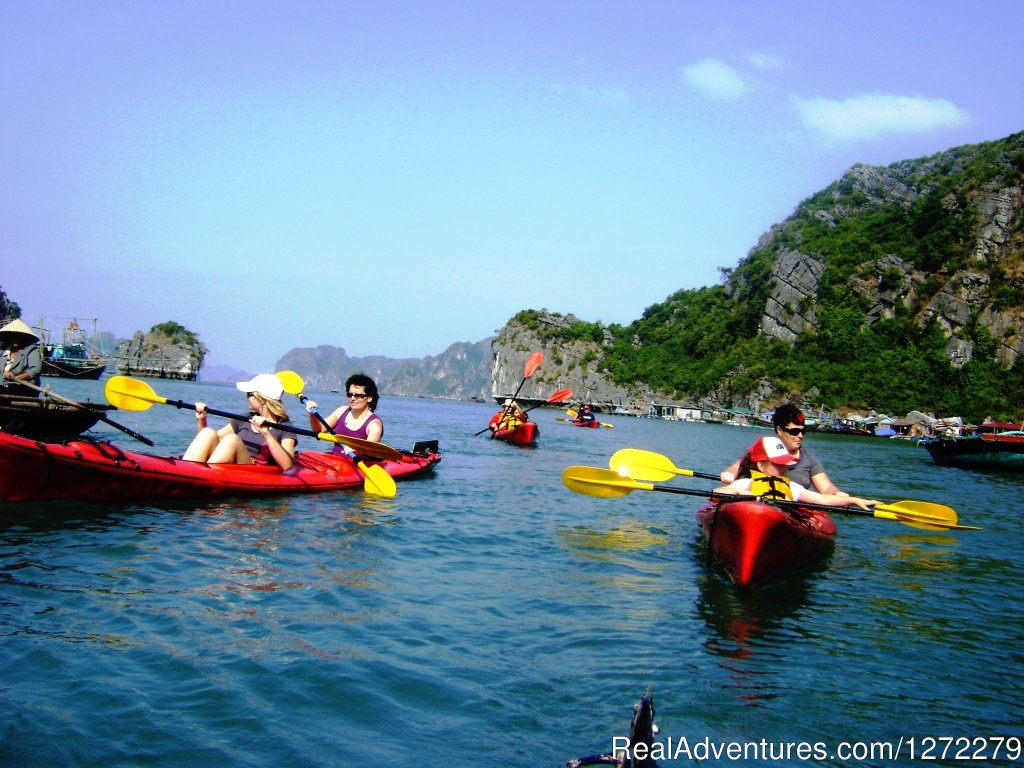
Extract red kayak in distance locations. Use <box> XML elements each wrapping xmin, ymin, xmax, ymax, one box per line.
<box><xmin>0</xmin><ymin>431</ymin><xmax>440</xmax><ymax>503</ymax></box>
<box><xmin>570</xmin><ymin>419</ymin><xmax>601</xmax><ymax>428</ymax></box>
<box><xmin>696</xmin><ymin>499</ymin><xmax>836</xmax><ymax>588</ymax></box>
<box><xmin>488</xmin><ymin>414</ymin><xmax>539</xmax><ymax>446</ymax></box>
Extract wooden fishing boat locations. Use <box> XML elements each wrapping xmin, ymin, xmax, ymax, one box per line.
<box><xmin>40</xmin><ymin>319</ymin><xmax>108</xmax><ymax>379</ymax></box>
<box><xmin>696</xmin><ymin>499</ymin><xmax>836</xmax><ymax>588</ymax></box>
<box><xmin>0</xmin><ymin>432</ymin><xmax>441</xmax><ymax>503</ymax></box>
<box><xmin>920</xmin><ymin>430</ymin><xmax>1024</xmax><ymax>471</ymax></box>
<box><xmin>0</xmin><ymin>393</ymin><xmax>115</xmax><ymax>441</ymax></box>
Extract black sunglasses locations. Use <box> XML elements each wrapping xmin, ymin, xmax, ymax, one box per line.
<box><xmin>346</xmin><ymin>392</ymin><xmax>369</xmax><ymax>399</ymax></box>
<box><xmin>780</xmin><ymin>426</ymin><xmax>806</xmax><ymax>436</ymax></box>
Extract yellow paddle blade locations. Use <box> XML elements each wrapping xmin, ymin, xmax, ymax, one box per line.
<box><xmin>878</xmin><ymin>500</ymin><xmax>957</xmax><ymax>524</ymax></box>
<box><xmin>275</xmin><ymin>370</ymin><xmax>305</xmax><ymax>396</ymax></box>
<box><xmin>609</xmin><ymin>448</ymin><xmax>695</xmax><ymax>482</ymax></box>
<box><xmin>359</xmin><ymin>461</ymin><xmax>397</xmax><ymax>498</ymax></box>
<box><xmin>104</xmin><ymin>375</ymin><xmax>165</xmax><ymax>410</ymax></box>
<box><xmin>872</xmin><ymin>509</ymin><xmax>979</xmax><ymax>531</ymax></box>
<box><xmin>566</xmin><ymin>409</ymin><xmax>578</xmax><ymax>419</ymax></box>
<box><xmin>562</xmin><ymin>466</ymin><xmax>651</xmax><ymax>498</ymax></box>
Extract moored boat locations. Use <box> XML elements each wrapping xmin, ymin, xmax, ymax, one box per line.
<box><xmin>696</xmin><ymin>499</ymin><xmax>836</xmax><ymax>588</ymax></box>
<box><xmin>40</xmin><ymin>318</ymin><xmax>108</xmax><ymax>380</ymax></box>
<box><xmin>920</xmin><ymin>430</ymin><xmax>1024</xmax><ymax>472</ymax></box>
<box><xmin>0</xmin><ymin>432</ymin><xmax>440</xmax><ymax>503</ymax></box>
<box><xmin>0</xmin><ymin>393</ymin><xmax>115</xmax><ymax>442</ymax></box>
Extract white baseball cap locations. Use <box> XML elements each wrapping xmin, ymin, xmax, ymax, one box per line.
<box><xmin>236</xmin><ymin>373</ymin><xmax>284</xmax><ymax>401</ymax></box>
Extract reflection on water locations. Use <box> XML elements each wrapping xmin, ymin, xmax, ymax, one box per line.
<box><xmin>556</xmin><ymin>520</ymin><xmax>671</xmax><ymax>559</ymax></box>
<box><xmin>694</xmin><ymin>564</ymin><xmax>816</xmax><ymax>706</ymax></box>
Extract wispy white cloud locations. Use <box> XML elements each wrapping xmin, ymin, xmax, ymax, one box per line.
<box><xmin>792</xmin><ymin>93</ymin><xmax>970</xmax><ymax>142</ymax></box>
<box><xmin>748</xmin><ymin>52</ymin><xmax>785</xmax><ymax>70</ymax></box>
<box><xmin>681</xmin><ymin>58</ymin><xmax>751</xmax><ymax>101</ymax></box>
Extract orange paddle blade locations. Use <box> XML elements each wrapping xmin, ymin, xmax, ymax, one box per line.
<box><xmin>547</xmin><ymin>388</ymin><xmax>573</xmax><ymax>403</ymax></box>
<box><xmin>523</xmin><ymin>351</ymin><xmax>543</xmax><ymax>377</ymax></box>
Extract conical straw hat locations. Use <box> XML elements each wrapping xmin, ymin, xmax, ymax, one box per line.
<box><xmin>0</xmin><ymin>318</ymin><xmax>40</xmax><ymax>343</ymax></box>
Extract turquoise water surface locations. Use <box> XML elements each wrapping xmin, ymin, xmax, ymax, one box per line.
<box><xmin>1</xmin><ymin>379</ymin><xmax>1021</xmax><ymax>766</ymax></box>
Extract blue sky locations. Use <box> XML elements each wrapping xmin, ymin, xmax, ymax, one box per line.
<box><xmin>2</xmin><ymin>1</ymin><xmax>1022</xmax><ymax>374</ymax></box>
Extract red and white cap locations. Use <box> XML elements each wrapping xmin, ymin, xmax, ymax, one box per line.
<box><xmin>748</xmin><ymin>436</ymin><xmax>799</xmax><ymax>465</ymax></box>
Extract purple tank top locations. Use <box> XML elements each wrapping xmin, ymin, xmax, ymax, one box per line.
<box><xmin>330</xmin><ymin>407</ymin><xmax>383</xmax><ymax>455</ymax></box>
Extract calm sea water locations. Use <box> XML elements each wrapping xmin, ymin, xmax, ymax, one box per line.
<box><xmin>1</xmin><ymin>379</ymin><xmax>1021</xmax><ymax>767</ymax></box>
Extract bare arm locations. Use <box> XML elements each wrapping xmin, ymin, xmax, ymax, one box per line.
<box><xmin>720</xmin><ymin>458</ymin><xmax>741</xmax><ymax>483</ymax></box>
<box><xmin>798</xmin><ymin>488</ymin><xmax>878</xmax><ymax>511</ymax></box>
<box><xmin>365</xmin><ymin>417</ymin><xmax>383</xmax><ymax>443</ymax></box>
<box><xmin>810</xmin><ymin>470</ymin><xmax>846</xmax><ymax>496</ymax></box>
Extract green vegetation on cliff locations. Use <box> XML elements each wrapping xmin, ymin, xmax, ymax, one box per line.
<box><xmin>147</xmin><ymin>321</ymin><xmax>208</xmax><ymax>366</ymax></box>
<box><xmin>525</xmin><ymin>132</ymin><xmax>1024</xmax><ymax>422</ymax></box>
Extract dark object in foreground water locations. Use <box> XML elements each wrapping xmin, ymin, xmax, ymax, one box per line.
<box><xmin>565</xmin><ymin>692</ymin><xmax>659</xmax><ymax>768</ymax></box>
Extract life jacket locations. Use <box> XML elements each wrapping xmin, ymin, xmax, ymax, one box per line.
<box><xmin>489</xmin><ymin>412</ymin><xmax>522</xmax><ymax>431</ymax></box>
<box><xmin>748</xmin><ymin>470</ymin><xmax>794</xmax><ymax>501</ymax></box>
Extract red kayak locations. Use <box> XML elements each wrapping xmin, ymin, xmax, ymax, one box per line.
<box><xmin>487</xmin><ymin>414</ymin><xmax>538</xmax><ymax>446</ymax></box>
<box><xmin>571</xmin><ymin>419</ymin><xmax>601</xmax><ymax>428</ymax></box>
<box><xmin>696</xmin><ymin>500</ymin><xmax>836</xmax><ymax>588</ymax></box>
<box><xmin>0</xmin><ymin>432</ymin><xmax>440</xmax><ymax>503</ymax></box>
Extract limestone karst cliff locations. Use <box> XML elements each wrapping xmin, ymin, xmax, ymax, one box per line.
<box><xmin>490</xmin><ymin>131</ymin><xmax>1024</xmax><ymax>420</ymax></box>
<box><xmin>276</xmin><ymin>339</ymin><xmax>493</xmax><ymax>401</ymax></box>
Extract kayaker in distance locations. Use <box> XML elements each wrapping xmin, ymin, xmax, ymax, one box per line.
<box><xmin>489</xmin><ymin>399</ymin><xmax>527</xmax><ymax>433</ymax></box>
<box><xmin>721</xmin><ymin>403</ymin><xmax>847</xmax><ymax>495</ymax></box>
<box><xmin>575</xmin><ymin>404</ymin><xmax>597</xmax><ymax>423</ymax></box>
<box><xmin>715</xmin><ymin>436</ymin><xmax>879</xmax><ymax>511</ymax></box>
<box><xmin>0</xmin><ymin>319</ymin><xmax>43</xmax><ymax>396</ymax></box>
<box><xmin>182</xmin><ymin>373</ymin><xmax>297</xmax><ymax>469</ymax></box>
<box><xmin>304</xmin><ymin>373</ymin><xmax>383</xmax><ymax>456</ymax></box>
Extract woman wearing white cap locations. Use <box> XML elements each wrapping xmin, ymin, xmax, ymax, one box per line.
<box><xmin>182</xmin><ymin>373</ymin><xmax>296</xmax><ymax>469</ymax></box>
<box><xmin>0</xmin><ymin>318</ymin><xmax>43</xmax><ymax>395</ymax></box>
<box><xmin>714</xmin><ymin>436</ymin><xmax>878</xmax><ymax>512</ymax></box>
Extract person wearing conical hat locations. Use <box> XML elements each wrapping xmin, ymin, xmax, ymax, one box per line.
<box><xmin>0</xmin><ymin>318</ymin><xmax>43</xmax><ymax>396</ymax></box>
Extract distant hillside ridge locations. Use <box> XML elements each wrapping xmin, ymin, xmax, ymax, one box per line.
<box><xmin>276</xmin><ymin>338</ymin><xmax>493</xmax><ymax>400</ymax></box>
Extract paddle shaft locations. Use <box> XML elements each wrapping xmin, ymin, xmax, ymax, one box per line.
<box><xmin>578</xmin><ymin>475</ymin><xmax>896</xmax><ymax>522</ymax></box>
<box><xmin>161</xmin><ymin>394</ymin><xmax>366</xmax><ymax>448</ymax></box>
<box><xmin>16</xmin><ymin>380</ymin><xmax>154</xmax><ymax>446</ymax></box>
<box><xmin>609</xmin><ymin>449</ymin><xmax>963</xmax><ymax>524</ymax></box>
<box><xmin>299</xmin><ymin>393</ymin><xmax>334</xmax><ymax>433</ymax></box>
